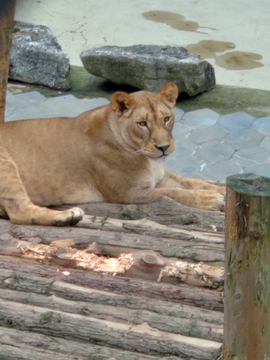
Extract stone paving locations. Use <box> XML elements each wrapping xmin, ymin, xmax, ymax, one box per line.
<box><xmin>5</xmin><ymin>89</ymin><xmax>270</xmax><ymax>181</ymax></box>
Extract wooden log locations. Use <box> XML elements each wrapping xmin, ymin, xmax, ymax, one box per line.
<box><xmin>0</xmin><ymin>287</ymin><xmax>223</xmax><ymax>342</ymax></box>
<box><xmin>0</xmin><ymin>270</ymin><xmax>224</xmax><ymax>325</ymax></box>
<box><xmin>0</xmin><ymin>218</ymin><xmax>225</xmax><ymax>262</ymax></box>
<box><xmin>0</xmin><ymin>298</ymin><xmax>222</xmax><ymax>359</ymax></box>
<box><xmin>55</xmin><ymin>197</ymin><xmax>225</xmax><ymax>231</ymax></box>
<box><xmin>0</xmin><ymin>234</ymin><xmax>224</xmax><ymax>288</ymax></box>
<box><xmin>224</xmin><ymin>173</ymin><xmax>270</xmax><ymax>359</ymax></box>
<box><xmin>78</xmin><ymin>215</ymin><xmax>224</xmax><ymax>243</ymax></box>
<box><xmin>0</xmin><ymin>255</ymin><xmax>224</xmax><ymax>310</ymax></box>
<box><xmin>0</xmin><ymin>0</ymin><xmax>15</xmax><ymax>123</ymax></box>
<box><xmin>0</xmin><ymin>327</ymin><xmax>189</xmax><ymax>360</ymax></box>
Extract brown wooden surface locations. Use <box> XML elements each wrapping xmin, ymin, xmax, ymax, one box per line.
<box><xmin>224</xmin><ymin>174</ymin><xmax>270</xmax><ymax>360</ymax></box>
<box><xmin>67</xmin><ymin>197</ymin><xmax>225</xmax><ymax>231</ymax></box>
<box><xmin>0</xmin><ymin>199</ymin><xmax>224</xmax><ymax>359</ymax></box>
<box><xmin>0</xmin><ymin>0</ymin><xmax>15</xmax><ymax>123</ymax></box>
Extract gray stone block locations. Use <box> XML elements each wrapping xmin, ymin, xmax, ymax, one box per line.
<box><xmin>236</xmin><ymin>146</ymin><xmax>270</xmax><ymax>163</ymax></box>
<box><xmin>259</xmin><ymin>134</ymin><xmax>270</xmax><ymax>151</ymax></box>
<box><xmin>224</xmin><ymin>129</ymin><xmax>264</xmax><ymax>150</ymax></box>
<box><xmin>200</xmin><ymin>159</ymin><xmax>242</xmax><ymax>181</ymax></box>
<box><xmin>189</xmin><ymin>125</ymin><xmax>228</xmax><ymax>145</ymax></box>
<box><xmin>9</xmin><ymin>21</ymin><xmax>70</xmax><ymax>90</ymax></box>
<box><xmin>172</xmin><ymin>122</ymin><xmax>191</xmax><ymax>141</ymax></box>
<box><xmin>170</xmin><ymin>139</ymin><xmax>198</xmax><ymax>158</ymax></box>
<box><xmin>76</xmin><ymin>98</ymin><xmax>110</xmax><ymax>114</ymax></box>
<box><xmin>195</xmin><ymin>142</ymin><xmax>235</xmax><ymax>162</ymax></box>
<box><xmin>42</xmin><ymin>95</ymin><xmax>81</xmax><ymax>117</ymax></box>
<box><xmin>217</xmin><ymin>112</ymin><xmax>255</xmax><ymax>130</ymax></box>
<box><xmin>4</xmin><ymin>104</ymin><xmax>14</xmax><ymax>119</ymax></box>
<box><xmin>174</xmin><ymin>107</ymin><xmax>185</xmax><ymax>122</ymax></box>
<box><xmin>165</xmin><ymin>154</ymin><xmax>205</xmax><ymax>177</ymax></box>
<box><xmin>242</xmin><ymin>163</ymin><xmax>270</xmax><ymax>178</ymax></box>
<box><xmin>6</xmin><ymin>91</ymin><xmax>46</xmax><ymax>109</ymax></box>
<box><xmin>80</xmin><ymin>45</ymin><xmax>216</xmax><ymax>96</ymax></box>
<box><xmin>252</xmin><ymin>116</ymin><xmax>270</xmax><ymax>134</ymax></box>
<box><xmin>181</xmin><ymin>108</ymin><xmax>220</xmax><ymax>128</ymax></box>
<box><xmin>230</xmin><ymin>154</ymin><xmax>260</xmax><ymax>167</ymax></box>
<box><xmin>5</xmin><ymin>106</ymin><xmax>50</xmax><ymax>121</ymax></box>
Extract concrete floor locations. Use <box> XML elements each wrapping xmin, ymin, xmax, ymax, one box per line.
<box><xmin>15</xmin><ymin>0</ymin><xmax>270</xmax><ymax>91</ymax></box>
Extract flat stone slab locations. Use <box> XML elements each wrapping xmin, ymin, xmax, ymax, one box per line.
<box><xmin>224</xmin><ymin>129</ymin><xmax>264</xmax><ymax>150</ymax></box>
<box><xmin>189</xmin><ymin>125</ymin><xmax>228</xmax><ymax>145</ymax></box>
<box><xmin>80</xmin><ymin>45</ymin><xmax>216</xmax><ymax>96</ymax></box>
<box><xmin>217</xmin><ymin>112</ymin><xmax>255</xmax><ymax>130</ymax></box>
<box><xmin>9</xmin><ymin>21</ymin><xmax>70</xmax><ymax>90</ymax></box>
<box><xmin>4</xmin><ymin>90</ymin><xmax>109</xmax><ymax>121</ymax></box>
<box><xmin>251</xmin><ymin>116</ymin><xmax>270</xmax><ymax>134</ymax></box>
<box><xmin>181</xmin><ymin>109</ymin><xmax>220</xmax><ymax>128</ymax></box>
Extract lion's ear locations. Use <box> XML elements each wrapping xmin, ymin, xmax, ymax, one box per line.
<box><xmin>110</xmin><ymin>92</ymin><xmax>137</xmax><ymax>117</ymax></box>
<box><xmin>159</xmin><ymin>83</ymin><xmax>179</xmax><ymax>107</ymax></box>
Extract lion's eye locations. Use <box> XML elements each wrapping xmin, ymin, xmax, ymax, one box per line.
<box><xmin>164</xmin><ymin>116</ymin><xmax>170</xmax><ymax>123</ymax></box>
<box><xmin>138</xmin><ymin>121</ymin><xmax>147</xmax><ymax>127</ymax></box>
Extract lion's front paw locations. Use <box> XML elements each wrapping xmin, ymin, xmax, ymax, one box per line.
<box><xmin>54</xmin><ymin>207</ymin><xmax>84</xmax><ymax>226</ymax></box>
<box><xmin>194</xmin><ymin>190</ymin><xmax>225</xmax><ymax>211</ymax></box>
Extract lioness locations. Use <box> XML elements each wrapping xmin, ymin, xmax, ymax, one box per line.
<box><xmin>0</xmin><ymin>83</ymin><xmax>224</xmax><ymax>226</ymax></box>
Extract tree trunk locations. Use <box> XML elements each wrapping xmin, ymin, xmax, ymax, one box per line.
<box><xmin>224</xmin><ymin>173</ymin><xmax>270</xmax><ymax>359</ymax></box>
<box><xmin>0</xmin><ymin>0</ymin><xmax>15</xmax><ymax>123</ymax></box>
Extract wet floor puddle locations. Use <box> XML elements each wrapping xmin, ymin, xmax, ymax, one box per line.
<box><xmin>142</xmin><ymin>12</ymin><xmax>263</xmax><ymax>70</ymax></box>
<box><xmin>142</xmin><ymin>10</ymin><xmax>216</xmax><ymax>34</ymax></box>
<box><xmin>186</xmin><ymin>40</ymin><xmax>264</xmax><ymax>70</ymax></box>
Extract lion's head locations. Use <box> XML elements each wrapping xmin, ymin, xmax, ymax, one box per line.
<box><xmin>109</xmin><ymin>83</ymin><xmax>178</xmax><ymax>159</ymax></box>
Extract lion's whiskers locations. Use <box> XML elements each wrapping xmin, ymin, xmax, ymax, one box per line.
<box><xmin>134</xmin><ymin>149</ymin><xmax>146</xmax><ymax>155</ymax></box>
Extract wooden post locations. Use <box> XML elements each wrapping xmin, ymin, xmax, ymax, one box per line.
<box><xmin>224</xmin><ymin>173</ymin><xmax>270</xmax><ymax>360</ymax></box>
<box><xmin>0</xmin><ymin>0</ymin><xmax>16</xmax><ymax>123</ymax></box>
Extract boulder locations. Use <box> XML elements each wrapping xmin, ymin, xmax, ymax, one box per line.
<box><xmin>80</xmin><ymin>45</ymin><xmax>215</xmax><ymax>96</ymax></box>
<box><xmin>9</xmin><ymin>21</ymin><xmax>70</xmax><ymax>90</ymax></box>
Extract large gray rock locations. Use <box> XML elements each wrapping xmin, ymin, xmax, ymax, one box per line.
<box><xmin>80</xmin><ymin>45</ymin><xmax>215</xmax><ymax>96</ymax></box>
<box><xmin>9</xmin><ymin>21</ymin><xmax>70</xmax><ymax>90</ymax></box>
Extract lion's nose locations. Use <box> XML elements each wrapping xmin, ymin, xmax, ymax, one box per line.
<box><xmin>155</xmin><ymin>144</ymin><xmax>170</xmax><ymax>153</ymax></box>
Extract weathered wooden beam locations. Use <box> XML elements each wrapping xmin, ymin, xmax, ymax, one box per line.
<box><xmin>0</xmin><ymin>255</ymin><xmax>224</xmax><ymax>310</ymax></box>
<box><xmin>0</xmin><ymin>298</ymin><xmax>222</xmax><ymax>359</ymax></box>
<box><xmin>57</xmin><ymin>197</ymin><xmax>225</xmax><ymax>231</ymax></box>
<box><xmin>0</xmin><ymin>269</ymin><xmax>223</xmax><ymax>325</ymax></box>
<box><xmin>0</xmin><ymin>327</ymin><xmax>189</xmax><ymax>360</ymax></box>
<box><xmin>0</xmin><ymin>216</ymin><xmax>225</xmax><ymax>263</ymax></box>
<box><xmin>0</xmin><ymin>0</ymin><xmax>15</xmax><ymax>123</ymax></box>
<box><xmin>224</xmin><ymin>173</ymin><xmax>270</xmax><ymax>359</ymax></box>
<box><xmin>0</xmin><ymin>287</ymin><xmax>223</xmax><ymax>342</ymax></box>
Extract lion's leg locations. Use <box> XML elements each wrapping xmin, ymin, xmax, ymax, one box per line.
<box><xmin>0</xmin><ymin>148</ymin><xmax>84</xmax><ymax>226</ymax></box>
<box><xmin>158</xmin><ymin>170</ymin><xmax>226</xmax><ymax>195</ymax></box>
<box><xmin>126</xmin><ymin>186</ymin><xmax>224</xmax><ymax>211</ymax></box>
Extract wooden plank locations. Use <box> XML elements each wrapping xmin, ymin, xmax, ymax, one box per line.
<box><xmin>0</xmin><ymin>270</ymin><xmax>223</xmax><ymax>325</ymax></box>
<box><xmin>79</xmin><ymin>215</ymin><xmax>225</xmax><ymax>243</ymax></box>
<box><xmin>0</xmin><ymin>218</ymin><xmax>225</xmax><ymax>263</ymax></box>
<box><xmin>0</xmin><ymin>256</ymin><xmax>223</xmax><ymax>310</ymax></box>
<box><xmin>57</xmin><ymin>197</ymin><xmax>225</xmax><ymax>231</ymax></box>
<box><xmin>0</xmin><ymin>327</ymin><xmax>187</xmax><ymax>360</ymax></box>
<box><xmin>0</xmin><ymin>298</ymin><xmax>222</xmax><ymax>360</ymax></box>
<box><xmin>0</xmin><ymin>287</ymin><xmax>223</xmax><ymax>342</ymax></box>
<box><xmin>0</xmin><ymin>0</ymin><xmax>15</xmax><ymax>122</ymax></box>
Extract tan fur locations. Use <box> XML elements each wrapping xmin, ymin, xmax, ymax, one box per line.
<box><xmin>0</xmin><ymin>83</ymin><xmax>225</xmax><ymax>226</ymax></box>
